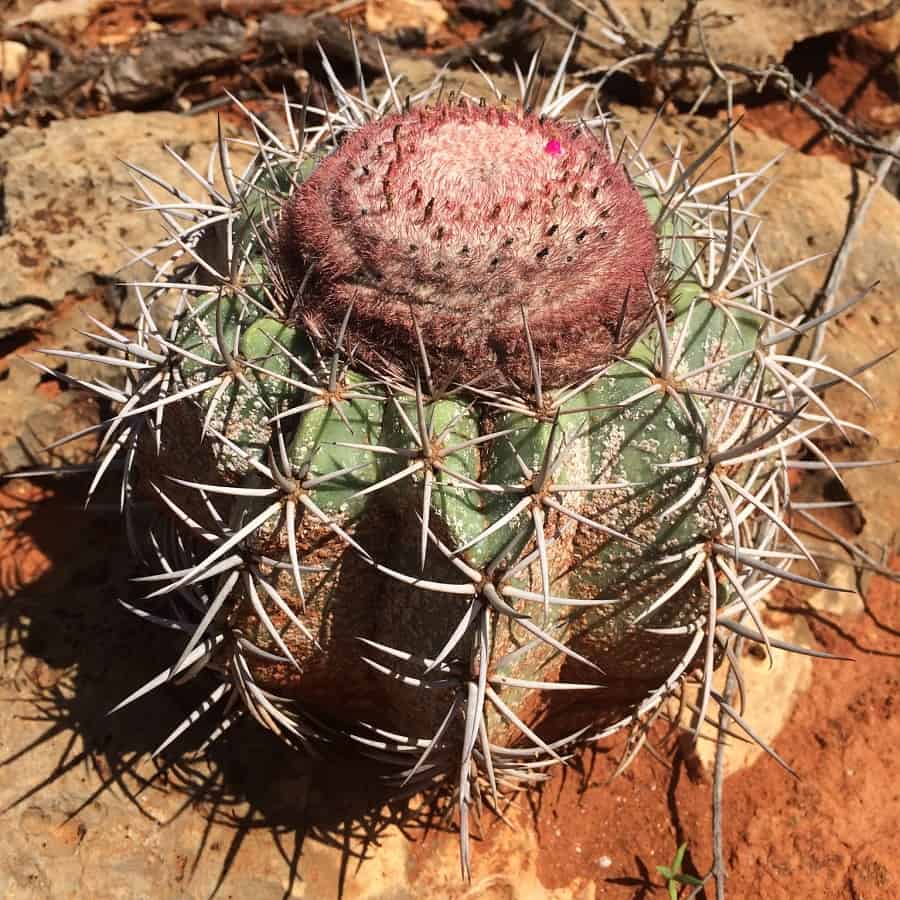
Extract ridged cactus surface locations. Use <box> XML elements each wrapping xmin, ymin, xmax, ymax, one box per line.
<box><xmin>33</xmin><ymin>48</ymin><xmax>877</xmax><ymax>875</ymax></box>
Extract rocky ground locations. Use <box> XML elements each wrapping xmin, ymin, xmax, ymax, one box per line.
<box><xmin>1</xmin><ymin>1</ymin><xmax>899</xmax><ymax>897</ymax></box>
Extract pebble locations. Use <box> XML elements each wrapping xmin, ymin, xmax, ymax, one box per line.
<box><xmin>1</xmin><ymin>41</ymin><xmax>27</xmax><ymax>81</ymax></box>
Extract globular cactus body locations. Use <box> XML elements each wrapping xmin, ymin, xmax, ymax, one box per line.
<box><xmin>35</xmin><ymin>47</ymin><xmax>877</xmax><ymax>875</ymax></box>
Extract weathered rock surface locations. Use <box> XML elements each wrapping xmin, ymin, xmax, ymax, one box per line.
<box><xmin>97</xmin><ymin>18</ymin><xmax>247</xmax><ymax>106</ymax></box>
<box><xmin>365</xmin><ymin>0</ymin><xmax>449</xmax><ymax>41</ymax></box>
<box><xmin>679</xmin><ymin>616</ymin><xmax>815</xmax><ymax>776</ymax></box>
<box><xmin>0</xmin><ymin>295</ymin><xmax>109</xmax><ymax>473</ymax></box>
<box><xmin>532</xmin><ymin>0</ymin><xmax>899</xmax><ymax>101</ymax></box>
<box><xmin>0</xmin><ymin>111</ymin><xmax>226</xmax><ymax>334</ymax></box>
<box><xmin>7</xmin><ymin>0</ymin><xmax>106</xmax><ymax>35</ymax></box>
<box><xmin>0</xmin><ymin>110</ymin><xmax>253</xmax><ymax>471</ymax></box>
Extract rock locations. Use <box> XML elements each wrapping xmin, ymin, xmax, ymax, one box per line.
<box><xmin>0</xmin><ymin>294</ymin><xmax>110</xmax><ymax>473</ymax></box>
<box><xmin>0</xmin><ymin>109</ymin><xmax>254</xmax><ymax>469</ymax></box>
<box><xmin>529</xmin><ymin>0</ymin><xmax>899</xmax><ymax>102</ymax></box>
<box><xmin>0</xmin><ymin>110</ymin><xmax>251</xmax><ymax>338</ymax></box>
<box><xmin>97</xmin><ymin>17</ymin><xmax>247</xmax><ymax>106</ymax></box>
<box><xmin>259</xmin><ymin>13</ymin><xmax>388</xmax><ymax>72</ymax></box>
<box><xmin>798</xmin><ymin>540</ymin><xmax>866</xmax><ymax>616</ymax></box>
<box><xmin>365</xmin><ymin>0</ymin><xmax>449</xmax><ymax>41</ymax></box>
<box><xmin>8</xmin><ymin>0</ymin><xmax>106</xmax><ymax>34</ymax></box>
<box><xmin>1</xmin><ymin>40</ymin><xmax>28</xmax><ymax>81</ymax></box>
<box><xmin>258</xmin><ymin>11</ymin><xmax>317</xmax><ymax>54</ymax></box>
<box><xmin>677</xmin><ymin>617</ymin><xmax>815</xmax><ymax>776</ymax></box>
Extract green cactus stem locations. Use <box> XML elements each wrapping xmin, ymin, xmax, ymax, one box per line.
<box><xmin>25</xmin><ymin>41</ymin><xmax>884</xmax><ymax>880</ymax></box>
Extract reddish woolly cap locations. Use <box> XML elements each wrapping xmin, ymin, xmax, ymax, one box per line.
<box><xmin>279</xmin><ymin>102</ymin><xmax>659</xmax><ymax>390</ymax></box>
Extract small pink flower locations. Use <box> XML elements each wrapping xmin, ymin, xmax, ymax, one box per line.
<box><xmin>544</xmin><ymin>139</ymin><xmax>563</xmax><ymax>156</ymax></box>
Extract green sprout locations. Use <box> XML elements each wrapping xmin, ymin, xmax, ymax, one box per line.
<box><xmin>657</xmin><ymin>843</ymin><xmax>704</xmax><ymax>899</ymax></box>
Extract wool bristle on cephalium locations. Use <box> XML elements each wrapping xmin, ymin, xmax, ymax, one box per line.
<box><xmin>29</xmin><ymin>38</ymin><xmax>885</xmax><ymax>877</ymax></box>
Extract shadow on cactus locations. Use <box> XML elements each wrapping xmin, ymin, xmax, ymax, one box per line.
<box><xmin>20</xmin><ymin>41</ymin><xmax>887</xmax><ymax>879</ymax></box>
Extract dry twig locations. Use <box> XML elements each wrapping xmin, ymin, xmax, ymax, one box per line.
<box><xmin>528</xmin><ymin>0</ymin><xmax>900</xmax><ymax>162</ymax></box>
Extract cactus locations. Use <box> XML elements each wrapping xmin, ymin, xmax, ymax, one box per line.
<box><xmin>30</xmin><ymin>44</ymin><xmax>880</xmax><ymax>876</ymax></box>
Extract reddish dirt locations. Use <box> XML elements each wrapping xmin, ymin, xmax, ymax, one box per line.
<box><xmin>5</xmin><ymin>476</ymin><xmax>899</xmax><ymax>897</ymax></box>
<box><xmin>514</xmin><ymin>565</ymin><xmax>900</xmax><ymax>899</ymax></box>
<box><xmin>80</xmin><ymin>2</ymin><xmax>150</xmax><ymax>49</ymax></box>
<box><xmin>741</xmin><ymin>26</ymin><xmax>899</xmax><ymax>165</ymax></box>
<box><xmin>0</xmin><ymin>479</ymin><xmax>55</xmax><ymax>598</ymax></box>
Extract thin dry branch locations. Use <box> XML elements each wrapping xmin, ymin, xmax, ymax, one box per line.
<box><xmin>530</xmin><ymin>0</ymin><xmax>900</xmax><ymax>163</ymax></box>
<box><xmin>806</xmin><ymin>133</ymin><xmax>900</xmax><ymax>357</ymax></box>
<box><xmin>710</xmin><ymin>636</ymin><xmax>744</xmax><ymax>900</ymax></box>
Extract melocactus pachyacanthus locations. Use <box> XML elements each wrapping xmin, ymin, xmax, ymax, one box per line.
<box><xmin>35</xmin><ymin>46</ymin><xmax>874</xmax><ymax>877</ymax></box>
